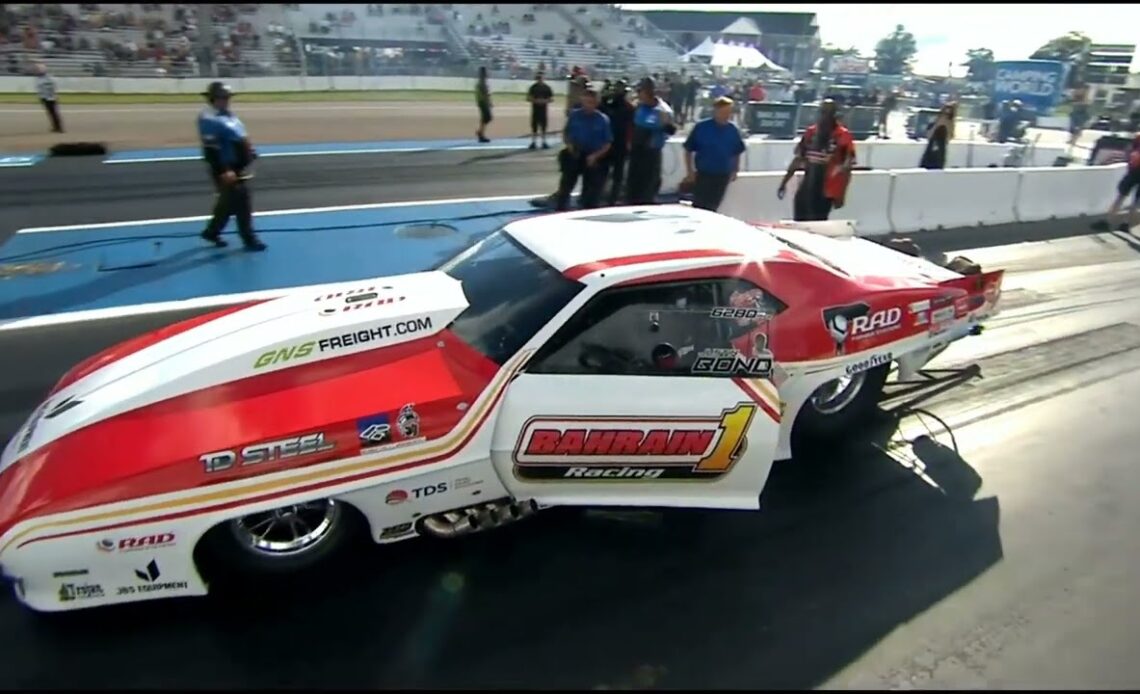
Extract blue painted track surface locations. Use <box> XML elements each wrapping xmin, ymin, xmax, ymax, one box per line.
<box><xmin>0</xmin><ymin>154</ymin><xmax>44</xmax><ymax>168</ymax></box>
<box><xmin>0</xmin><ymin>199</ymin><xmax>538</xmax><ymax>320</ymax></box>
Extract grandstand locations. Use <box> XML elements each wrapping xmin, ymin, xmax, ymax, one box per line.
<box><xmin>570</xmin><ymin>4</ymin><xmax>686</xmax><ymax>74</ymax></box>
<box><xmin>0</xmin><ymin>3</ymin><xmax>821</xmax><ymax>82</ymax></box>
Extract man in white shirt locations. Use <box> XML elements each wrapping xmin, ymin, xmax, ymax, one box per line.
<box><xmin>34</xmin><ymin>63</ymin><xmax>63</xmax><ymax>133</ymax></box>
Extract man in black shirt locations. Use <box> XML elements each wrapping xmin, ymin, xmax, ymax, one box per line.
<box><xmin>600</xmin><ymin>79</ymin><xmax>634</xmax><ymax>205</ymax></box>
<box><xmin>526</xmin><ymin>71</ymin><xmax>553</xmax><ymax>149</ymax></box>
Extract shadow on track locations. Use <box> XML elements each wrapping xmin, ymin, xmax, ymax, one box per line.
<box><xmin>0</xmin><ymin>409</ymin><xmax>1002</xmax><ymax>689</ymax></box>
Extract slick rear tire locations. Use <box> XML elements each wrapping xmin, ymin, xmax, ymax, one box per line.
<box><xmin>793</xmin><ymin>363</ymin><xmax>890</xmax><ymax>446</ymax></box>
<box><xmin>197</xmin><ymin>498</ymin><xmax>365</xmax><ymax>583</ymax></box>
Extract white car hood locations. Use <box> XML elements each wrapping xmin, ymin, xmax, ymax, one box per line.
<box><xmin>2</xmin><ymin>271</ymin><xmax>468</xmax><ymax>468</ymax></box>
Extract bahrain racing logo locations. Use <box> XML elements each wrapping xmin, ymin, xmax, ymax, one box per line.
<box><xmin>512</xmin><ymin>403</ymin><xmax>757</xmax><ymax>481</ymax></box>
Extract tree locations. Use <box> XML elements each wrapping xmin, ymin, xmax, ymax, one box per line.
<box><xmin>873</xmin><ymin>24</ymin><xmax>917</xmax><ymax>75</ymax></box>
<box><xmin>1030</xmin><ymin>31</ymin><xmax>1091</xmax><ymax>87</ymax></box>
<box><xmin>962</xmin><ymin>47</ymin><xmax>996</xmax><ymax>82</ymax></box>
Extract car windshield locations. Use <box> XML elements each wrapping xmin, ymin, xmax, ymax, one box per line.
<box><xmin>437</xmin><ymin>229</ymin><xmax>584</xmax><ymax>365</ymax></box>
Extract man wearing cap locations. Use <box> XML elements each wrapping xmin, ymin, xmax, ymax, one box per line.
<box><xmin>682</xmin><ymin>96</ymin><xmax>746</xmax><ymax>212</ymax></box>
<box><xmin>197</xmin><ymin>81</ymin><xmax>267</xmax><ymax>251</ymax></box>
<box><xmin>777</xmin><ymin>99</ymin><xmax>856</xmax><ymax>222</ymax></box>
<box><xmin>626</xmin><ymin>77</ymin><xmax>676</xmax><ymax>205</ymax></box>
<box><xmin>554</xmin><ymin>84</ymin><xmax>612</xmax><ymax>212</ymax></box>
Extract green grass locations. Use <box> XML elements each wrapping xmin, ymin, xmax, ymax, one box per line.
<box><xmin>0</xmin><ymin>89</ymin><xmax>476</xmax><ymax>105</ymax></box>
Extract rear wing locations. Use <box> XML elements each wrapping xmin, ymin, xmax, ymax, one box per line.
<box><xmin>939</xmin><ymin>268</ymin><xmax>1005</xmax><ymax>322</ymax></box>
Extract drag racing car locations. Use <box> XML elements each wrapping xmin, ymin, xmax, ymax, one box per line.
<box><xmin>0</xmin><ymin>205</ymin><xmax>1003</xmax><ymax>612</ymax></box>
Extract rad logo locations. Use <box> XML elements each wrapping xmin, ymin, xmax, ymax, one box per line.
<box><xmin>851</xmin><ymin>307</ymin><xmax>902</xmax><ymax>337</ymax></box>
<box><xmin>96</xmin><ymin>533</ymin><xmax>176</xmax><ymax>553</ymax></box>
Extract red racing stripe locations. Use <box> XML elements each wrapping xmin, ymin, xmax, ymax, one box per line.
<box><xmin>563</xmin><ymin>249</ymin><xmax>743</xmax><ymax>281</ymax></box>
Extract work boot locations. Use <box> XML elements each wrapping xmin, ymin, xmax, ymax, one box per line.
<box><xmin>201</xmin><ymin>230</ymin><xmax>227</xmax><ymax>248</ymax></box>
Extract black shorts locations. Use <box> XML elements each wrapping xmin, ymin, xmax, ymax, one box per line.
<box><xmin>478</xmin><ymin>103</ymin><xmax>492</xmax><ymax>125</ymax></box>
<box><xmin>1118</xmin><ymin>168</ymin><xmax>1140</xmax><ymax>201</ymax></box>
<box><xmin>793</xmin><ymin>187</ymin><xmax>834</xmax><ymax>222</ymax></box>
<box><xmin>531</xmin><ymin>105</ymin><xmax>548</xmax><ymax>132</ymax></box>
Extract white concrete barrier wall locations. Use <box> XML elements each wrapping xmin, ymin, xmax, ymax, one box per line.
<box><xmin>1015</xmin><ymin>165</ymin><xmax>1123</xmax><ymax>222</ymax></box>
<box><xmin>891</xmin><ymin>168</ymin><xmax>1021</xmax><ymax>230</ymax></box>
<box><xmin>0</xmin><ymin>74</ymin><xmax>568</xmax><ymax>95</ymax></box>
<box><xmin>715</xmin><ymin>163</ymin><xmax>1126</xmax><ymax>237</ymax></box>
<box><xmin>707</xmin><ymin>139</ymin><xmax>1035</xmax><ymax>174</ymax></box>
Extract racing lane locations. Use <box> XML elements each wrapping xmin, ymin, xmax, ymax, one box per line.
<box><xmin>5</xmin><ymin>228</ymin><xmax>1140</xmax><ymax>688</ymax></box>
<box><xmin>0</xmin><ymin>148</ymin><xmax>562</xmax><ymax>242</ymax></box>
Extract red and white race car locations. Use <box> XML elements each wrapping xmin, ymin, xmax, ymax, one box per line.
<box><xmin>0</xmin><ymin>205</ymin><xmax>1003</xmax><ymax>612</ymax></box>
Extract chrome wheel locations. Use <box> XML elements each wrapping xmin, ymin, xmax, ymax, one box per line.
<box><xmin>810</xmin><ymin>371</ymin><xmax>867</xmax><ymax>415</ymax></box>
<box><xmin>229</xmin><ymin>499</ymin><xmax>342</xmax><ymax>558</ymax></box>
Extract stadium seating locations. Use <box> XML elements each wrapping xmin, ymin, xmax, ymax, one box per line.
<box><xmin>569</xmin><ymin>4</ymin><xmax>685</xmax><ymax>73</ymax></box>
<box><xmin>457</xmin><ymin>3</ymin><xmax>608</xmax><ymax>73</ymax></box>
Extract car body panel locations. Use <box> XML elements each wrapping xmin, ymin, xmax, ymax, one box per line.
<box><xmin>0</xmin><ymin>205</ymin><xmax>1004</xmax><ymax>612</ymax></box>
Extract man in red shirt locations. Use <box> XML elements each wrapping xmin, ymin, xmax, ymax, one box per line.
<box><xmin>748</xmin><ymin>82</ymin><xmax>765</xmax><ymax>102</ymax></box>
<box><xmin>1091</xmin><ymin>132</ymin><xmax>1140</xmax><ymax>233</ymax></box>
<box><xmin>776</xmin><ymin>100</ymin><xmax>856</xmax><ymax>221</ymax></box>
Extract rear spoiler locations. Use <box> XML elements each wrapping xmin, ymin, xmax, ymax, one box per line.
<box><xmin>939</xmin><ymin>268</ymin><xmax>1005</xmax><ymax>320</ymax></box>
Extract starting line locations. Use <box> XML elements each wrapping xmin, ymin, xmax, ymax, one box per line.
<box><xmin>102</xmin><ymin>137</ymin><xmax>543</xmax><ymax>164</ymax></box>
<box><xmin>0</xmin><ymin>194</ymin><xmax>545</xmax><ymax>330</ymax></box>
<box><xmin>0</xmin><ymin>154</ymin><xmax>43</xmax><ymax>168</ymax></box>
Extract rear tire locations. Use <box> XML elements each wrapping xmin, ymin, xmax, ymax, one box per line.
<box><xmin>198</xmin><ymin>498</ymin><xmax>365</xmax><ymax>583</ymax></box>
<box><xmin>793</xmin><ymin>363</ymin><xmax>890</xmax><ymax>446</ymax></box>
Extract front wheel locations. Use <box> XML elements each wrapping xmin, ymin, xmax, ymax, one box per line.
<box><xmin>198</xmin><ymin>498</ymin><xmax>364</xmax><ymax>582</ymax></box>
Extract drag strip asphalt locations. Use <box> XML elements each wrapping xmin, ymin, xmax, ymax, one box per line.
<box><xmin>4</xmin><ymin>225</ymin><xmax>1140</xmax><ymax>688</ymax></box>
<box><xmin>0</xmin><ymin>147</ymin><xmax>561</xmax><ymax>242</ymax></box>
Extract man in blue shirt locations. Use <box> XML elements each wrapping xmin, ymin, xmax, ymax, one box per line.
<box><xmin>626</xmin><ymin>77</ymin><xmax>676</xmax><ymax>205</ymax></box>
<box><xmin>197</xmin><ymin>81</ymin><xmax>266</xmax><ymax>251</ymax></box>
<box><xmin>554</xmin><ymin>84</ymin><xmax>613</xmax><ymax>211</ymax></box>
<box><xmin>682</xmin><ymin>96</ymin><xmax>746</xmax><ymax>211</ymax></box>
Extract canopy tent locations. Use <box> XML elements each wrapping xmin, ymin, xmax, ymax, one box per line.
<box><xmin>719</xmin><ymin>17</ymin><xmax>762</xmax><ymax>37</ymax></box>
<box><xmin>682</xmin><ymin>36</ymin><xmax>718</xmax><ymax>59</ymax></box>
<box><xmin>707</xmin><ymin>40</ymin><xmax>789</xmax><ymax>72</ymax></box>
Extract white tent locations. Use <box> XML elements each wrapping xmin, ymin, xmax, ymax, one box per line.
<box><xmin>720</xmin><ymin>17</ymin><xmax>762</xmax><ymax>37</ymax></box>
<box><xmin>682</xmin><ymin>36</ymin><xmax>718</xmax><ymax>60</ymax></box>
<box><xmin>706</xmin><ymin>40</ymin><xmax>789</xmax><ymax>72</ymax></box>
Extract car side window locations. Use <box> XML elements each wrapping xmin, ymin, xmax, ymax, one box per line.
<box><xmin>528</xmin><ymin>278</ymin><xmax>784</xmax><ymax>377</ymax></box>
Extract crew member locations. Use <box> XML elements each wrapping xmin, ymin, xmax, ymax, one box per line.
<box><xmin>526</xmin><ymin>70</ymin><xmax>553</xmax><ymax>149</ymax></box>
<box><xmin>565</xmin><ymin>66</ymin><xmax>587</xmax><ymax>118</ymax></box>
<box><xmin>996</xmin><ymin>99</ymin><xmax>1023</xmax><ymax>144</ymax></box>
<box><xmin>878</xmin><ymin>89</ymin><xmax>898</xmax><ymax>139</ymax></box>
<box><xmin>919</xmin><ymin>102</ymin><xmax>956</xmax><ymax>170</ymax></box>
<box><xmin>554</xmin><ymin>85</ymin><xmax>612</xmax><ymax>212</ymax></box>
<box><xmin>197</xmin><ymin>81</ymin><xmax>267</xmax><ymax>251</ymax></box>
<box><xmin>475</xmin><ymin>66</ymin><xmax>492</xmax><ymax>143</ymax></box>
<box><xmin>600</xmin><ymin>79</ymin><xmax>635</xmax><ymax>205</ymax></box>
<box><xmin>680</xmin><ymin>75</ymin><xmax>700</xmax><ymax>126</ymax></box>
<box><xmin>1090</xmin><ymin>131</ymin><xmax>1140</xmax><ymax>233</ymax></box>
<box><xmin>683</xmin><ymin>96</ymin><xmax>746</xmax><ymax>212</ymax></box>
<box><xmin>777</xmin><ymin>99</ymin><xmax>856</xmax><ymax>222</ymax></box>
<box><xmin>626</xmin><ymin>77</ymin><xmax>676</xmax><ymax>205</ymax></box>
<box><xmin>34</xmin><ymin>63</ymin><xmax>63</xmax><ymax>133</ymax></box>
